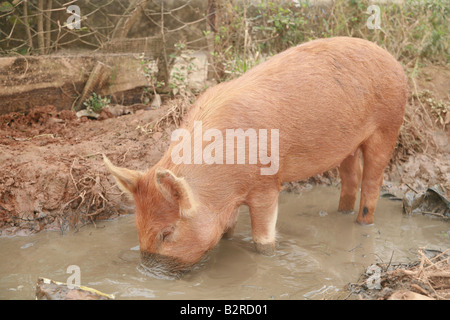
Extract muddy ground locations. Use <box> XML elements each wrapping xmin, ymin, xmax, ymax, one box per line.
<box><xmin>0</xmin><ymin>103</ymin><xmax>175</xmax><ymax>236</ymax></box>
<box><xmin>0</xmin><ymin>66</ymin><xmax>449</xmax><ymax>237</ymax></box>
<box><xmin>348</xmin><ymin>248</ymin><xmax>450</xmax><ymax>300</ymax></box>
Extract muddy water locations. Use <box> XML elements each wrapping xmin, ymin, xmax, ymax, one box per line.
<box><xmin>1</xmin><ymin>186</ymin><xmax>448</xmax><ymax>300</ymax></box>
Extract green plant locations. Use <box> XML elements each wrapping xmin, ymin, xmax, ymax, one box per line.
<box><xmin>169</xmin><ymin>42</ymin><xmax>197</xmax><ymax>96</ymax></box>
<box><xmin>139</xmin><ymin>56</ymin><xmax>161</xmax><ymax>103</ymax></box>
<box><xmin>83</xmin><ymin>92</ymin><xmax>110</xmax><ymax>113</ymax></box>
<box><xmin>207</xmin><ymin>0</ymin><xmax>449</xmax><ymax>83</ymax></box>
<box><xmin>255</xmin><ymin>0</ymin><xmax>309</xmax><ymax>51</ymax></box>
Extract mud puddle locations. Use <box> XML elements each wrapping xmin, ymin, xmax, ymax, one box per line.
<box><xmin>1</xmin><ymin>186</ymin><xmax>448</xmax><ymax>300</ymax></box>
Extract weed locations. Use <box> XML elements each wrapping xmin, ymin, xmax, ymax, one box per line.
<box><xmin>208</xmin><ymin>0</ymin><xmax>449</xmax><ymax>82</ymax></box>
<box><xmin>83</xmin><ymin>93</ymin><xmax>110</xmax><ymax>113</ymax></box>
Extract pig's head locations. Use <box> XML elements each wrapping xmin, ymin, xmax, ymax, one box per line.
<box><xmin>103</xmin><ymin>155</ymin><xmax>219</xmax><ymax>279</ymax></box>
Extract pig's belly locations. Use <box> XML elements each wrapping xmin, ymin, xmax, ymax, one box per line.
<box><xmin>278</xmin><ymin>148</ymin><xmax>355</xmax><ymax>182</ymax></box>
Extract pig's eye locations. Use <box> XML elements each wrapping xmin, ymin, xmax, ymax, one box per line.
<box><xmin>160</xmin><ymin>226</ymin><xmax>174</xmax><ymax>242</ymax></box>
<box><xmin>162</xmin><ymin>230</ymin><xmax>171</xmax><ymax>241</ymax></box>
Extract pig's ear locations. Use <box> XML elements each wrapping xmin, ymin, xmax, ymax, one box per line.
<box><xmin>155</xmin><ymin>168</ymin><xmax>196</xmax><ymax>216</ymax></box>
<box><xmin>103</xmin><ymin>154</ymin><xmax>142</xmax><ymax>194</ymax></box>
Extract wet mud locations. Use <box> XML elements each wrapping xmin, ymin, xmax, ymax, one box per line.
<box><xmin>0</xmin><ymin>187</ymin><xmax>448</xmax><ymax>300</ymax></box>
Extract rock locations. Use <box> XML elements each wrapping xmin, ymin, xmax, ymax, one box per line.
<box><xmin>319</xmin><ymin>210</ymin><xmax>328</xmax><ymax>217</ymax></box>
<box><xmin>107</xmin><ymin>105</ymin><xmax>132</xmax><ymax>117</ymax></box>
<box><xmin>0</xmin><ymin>55</ymin><xmax>150</xmax><ymax>115</ymax></box>
<box><xmin>170</xmin><ymin>50</ymin><xmax>208</xmax><ymax>94</ymax></box>
<box><xmin>76</xmin><ymin>109</ymin><xmax>99</xmax><ymax>119</ymax></box>
<box><xmin>151</xmin><ymin>94</ymin><xmax>162</xmax><ymax>109</ymax></box>
<box><xmin>402</xmin><ymin>185</ymin><xmax>450</xmax><ymax>218</ymax></box>
<box><xmin>388</xmin><ymin>290</ymin><xmax>434</xmax><ymax>300</ymax></box>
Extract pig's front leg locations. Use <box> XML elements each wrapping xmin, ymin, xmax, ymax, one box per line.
<box><xmin>223</xmin><ymin>208</ymin><xmax>239</xmax><ymax>239</ymax></box>
<box><xmin>248</xmin><ymin>190</ymin><xmax>279</xmax><ymax>256</ymax></box>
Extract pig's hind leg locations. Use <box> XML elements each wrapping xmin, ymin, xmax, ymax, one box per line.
<box><xmin>338</xmin><ymin>148</ymin><xmax>363</xmax><ymax>214</ymax></box>
<box><xmin>357</xmin><ymin>129</ymin><xmax>399</xmax><ymax>225</ymax></box>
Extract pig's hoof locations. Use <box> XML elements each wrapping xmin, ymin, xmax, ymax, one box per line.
<box><xmin>338</xmin><ymin>210</ymin><xmax>355</xmax><ymax>214</ymax></box>
<box><xmin>254</xmin><ymin>242</ymin><xmax>275</xmax><ymax>256</ymax></box>
<box><xmin>356</xmin><ymin>217</ymin><xmax>374</xmax><ymax>225</ymax></box>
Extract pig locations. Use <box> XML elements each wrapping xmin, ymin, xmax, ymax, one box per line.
<box><xmin>104</xmin><ymin>37</ymin><xmax>407</xmax><ymax>278</ymax></box>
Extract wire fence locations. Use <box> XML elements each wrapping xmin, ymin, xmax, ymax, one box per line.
<box><xmin>0</xmin><ymin>0</ymin><xmax>217</xmax><ymax>56</ymax></box>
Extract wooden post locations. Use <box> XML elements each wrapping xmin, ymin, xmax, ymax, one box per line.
<box><xmin>75</xmin><ymin>61</ymin><xmax>111</xmax><ymax>111</ymax></box>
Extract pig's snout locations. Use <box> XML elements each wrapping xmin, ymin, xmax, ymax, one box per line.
<box><xmin>138</xmin><ymin>251</ymin><xmax>198</xmax><ymax>280</ymax></box>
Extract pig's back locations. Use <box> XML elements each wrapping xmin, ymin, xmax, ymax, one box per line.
<box><xmin>185</xmin><ymin>37</ymin><xmax>407</xmax><ymax>180</ymax></box>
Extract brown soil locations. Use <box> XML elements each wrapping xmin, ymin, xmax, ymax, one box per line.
<box><xmin>0</xmin><ymin>103</ymin><xmax>174</xmax><ymax>236</ymax></box>
<box><xmin>0</xmin><ymin>66</ymin><xmax>448</xmax><ymax>237</ymax></box>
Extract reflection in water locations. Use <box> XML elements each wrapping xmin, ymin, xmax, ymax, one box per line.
<box><xmin>0</xmin><ymin>186</ymin><xmax>448</xmax><ymax>299</ymax></box>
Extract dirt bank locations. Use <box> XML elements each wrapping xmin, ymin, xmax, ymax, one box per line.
<box><xmin>0</xmin><ymin>103</ymin><xmax>176</xmax><ymax>236</ymax></box>
<box><xmin>0</xmin><ymin>66</ymin><xmax>448</xmax><ymax>236</ymax></box>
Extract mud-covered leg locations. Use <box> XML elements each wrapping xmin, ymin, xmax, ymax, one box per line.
<box><xmin>358</xmin><ymin>132</ymin><xmax>397</xmax><ymax>225</ymax></box>
<box><xmin>248</xmin><ymin>191</ymin><xmax>279</xmax><ymax>256</ymax></box>
<box><xmin>338</xmin><ymin>148</ymin><xmax>362</xmax><ymax>213</ymax></box>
